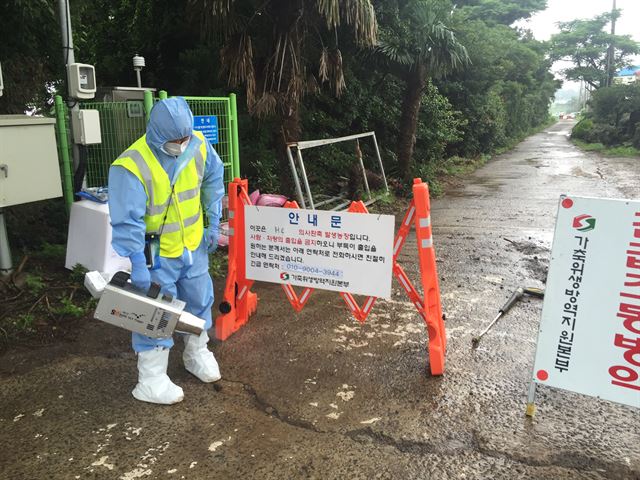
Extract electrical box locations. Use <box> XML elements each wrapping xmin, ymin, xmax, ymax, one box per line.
<box><xmin>0</xmin><ymin>115</ymin><xmax>62</xmax><ymax>208</ymax></box>
<box><xmin>71</xmin><ymin>109</ymin><xmax>102</xmax><ymax>145</ymax></box>
<box><xmin>67</xmin><ymin>63</ymin><xmax>96</xmax><ymax>99</ymax></box>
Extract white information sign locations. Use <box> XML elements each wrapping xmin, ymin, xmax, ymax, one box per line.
<box><xmin>244</xmin><ymin>206</ymin><xmax>394</xmax><ymax>299</ymax></box>
<box><xmin>532</xmin><ymin>196</ymin><xmax>640</xmax><ymax>408</ymax></box>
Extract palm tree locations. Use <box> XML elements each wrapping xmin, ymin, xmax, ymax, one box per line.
<box><xmin>374</xmin><ymin>0</ymin><xmax>469</xmax><ymax>181</ymax></box>
<box><xmin>191</xmin><ymin>0</ymin><xmax>377</xmax><ymax>175</ymax></box>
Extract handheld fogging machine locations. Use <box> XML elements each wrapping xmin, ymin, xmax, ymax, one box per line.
<box><xmin>85</xmin><ymin>271</ymin><xmax>205</xmax><ymax>338</ymax></box>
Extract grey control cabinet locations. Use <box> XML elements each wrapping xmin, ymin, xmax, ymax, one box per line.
<box><xmin>0</xmin><ymin>115</ymin><xmax>62</xmax><ymax>207</ymax></box>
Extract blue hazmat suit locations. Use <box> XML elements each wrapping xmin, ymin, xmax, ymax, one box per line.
<box><xmin>108</xmin><ymin>97</ymin><xmax>225</xmax><ymax>352</ymax></box>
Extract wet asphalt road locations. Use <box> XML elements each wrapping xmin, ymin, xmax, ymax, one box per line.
<box><xmin>1</xmin><ymin>120</ymin><xmax>639</xmax><ymax>479</ymax></box>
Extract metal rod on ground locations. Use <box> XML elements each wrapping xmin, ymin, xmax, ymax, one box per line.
<box><xmin>372</xmin><ymin>132</ymin><xmax>389</xmax><ymax>193</ymax></box>
<box><xmin>295</xmin><ymin>147</ymin><xmax>315</xmax><ymax>209</ymax></box>
<box><xmin>314</xmin><ymin>196</ymin><xmax>342</xmax><ymax>208</ymax></box>
<box><xmin>472</xmin><ymin>287</ymin><xmax>544</xmax><ymax>346</ymax></box>
<box><xmin>331</xmin><ymin>199</ymin><xmax>352</xmax><ymax>211</ymax></box>
<box><xmin>286</xmin><ymin>146</ymin><xmax>306</xmax><ymax>208</ymax></box>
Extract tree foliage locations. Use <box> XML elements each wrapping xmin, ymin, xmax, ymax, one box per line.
<box><xmin>454</xmin><ymin>0</ymin><xmax>547</xmax><ymax>25</ymax></box>
<box><xmin>187</xmin><ymin>0</ymin><xmax>378</xmax><ymax>189</ymax></box>
<box><xmin>573</xmin><ymin>84</ymin><xmax>640</xmax><ymax>148</ymax></box>
<box><xmin>373</xmin><ymin>0</ymin><xmax>469</xmax><ymax>180</ymax></box>
<box><xmin>549</xmin><ymin>10</ymin><xmax>639</xmax><ymax>90</ymax></box>
<box><xmin>440</xmin><ymin>20</ymin><xmax>558</xmax><ymax>157</ymax></box>
<box><xmin>191</xmin><ymin>0</ymin><xmax>376</xmax><ymax>118</ymax></box>
<box><xmin>0</xmin><ymin>0</ymin><xmax>62</xmax><ymax>113</ymax></box>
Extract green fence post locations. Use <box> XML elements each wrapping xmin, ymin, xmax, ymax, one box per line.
<box><xmin>230</xmin><ymin>93</ymin><xmax>240</xmax><ymax>179</ymax></box>
<box><xmin>159</xmin><ymin>90</ymin><xmax>168</xmax><ymax>100</ymax></box>
<box><xmin>144</xmin><ymin>90</ymin><xmax>153</xmax><ymax>122</ymax></box>
<box><xmin>54</xmin><ymin>95</ymin><xmax>74</xmax><ymax>214</ymax></box>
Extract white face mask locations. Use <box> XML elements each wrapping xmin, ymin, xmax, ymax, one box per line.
<box><xmin>162</xmin><ymin>138</ymin><xmax>189</xmax><ymax>157</ymax></box>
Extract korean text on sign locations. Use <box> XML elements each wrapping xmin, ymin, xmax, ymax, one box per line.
<box><xmin>245</xmin><ymin>206</ymin><xmax>394</xmax><ymax>298</ymax></box>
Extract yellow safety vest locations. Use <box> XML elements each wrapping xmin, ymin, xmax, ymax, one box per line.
<box><xmin>112</xmin><ymin>131</ymin><xmax>207</xmax><ymax>258</ymax></box>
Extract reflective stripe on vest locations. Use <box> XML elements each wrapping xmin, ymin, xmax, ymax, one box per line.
<box><xmin>148</xmin><ymin>210</ymin><xmax>202</xmax><ymax>235</ymax></box>
<box><xmin>116</xmin><ymin>145</ymin><xmax>206</xmax><ymax>217</ymax></box>
<box><xmin>112</xmin><ymin>131</ymin><xmax>207</xmax><ymax>257</ymax></box>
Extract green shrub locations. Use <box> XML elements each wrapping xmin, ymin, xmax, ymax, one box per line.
<box><xmin>595</xmin><ymin>124</ymin><xmax>624</xmax><ymax>146</ymax></box>
<box><xmin>571</xmin><ymin>118</ymin><xmax>595</xmax><ymax>141</ymax></box>
<box><xmin>70</xmin><ymin>264</ymin><xmax>89</xmax><ymax>285</ymax></box>
<box><xmin>53</xmin><ymin>298</ymin><xmax>86</xmax><ymax>318</ymax></box>
<box><xmin>14</xmin><ymin>314</ymin><xmax>35</xmax><ymax>331</ymax></box>
<box><xmin>633</xmin><ymin>126</ymin><xmax>640</xmax><ymax>149</ymax></box>
<box><xmin>24</xmin><ymin>274</ymin><xmax>45</xmax><ymax>295</ymax></box>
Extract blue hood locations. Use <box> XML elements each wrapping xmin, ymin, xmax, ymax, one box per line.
<box><xmin>146</xmin><ymin>97</ymin><xmax>194</xmax><ymax>152</ymax></box>
<box><xmin>145</xmin><ymin>97</ymin><xmax>199</xmax><ymax>182</ymax></box>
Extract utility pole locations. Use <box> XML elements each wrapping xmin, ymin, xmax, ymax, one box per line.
<box><xmin>57</xmin><ymin>0</ymin><xmax>81</xmax><ymax>186</ymax></box>
<box><xmin>605</xmin><ymin>0</ymin><xmax>617</xmax><ymax>87</ymax></box>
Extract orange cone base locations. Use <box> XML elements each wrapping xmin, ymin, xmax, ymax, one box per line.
<box><xmin>215</xmin><ymin>291</ymin><xmax>258</xmax><ymax>341</ymax></box>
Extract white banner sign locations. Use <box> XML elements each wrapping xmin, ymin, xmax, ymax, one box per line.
<box><xmin>532</xmin><ymin>195</ymin><xmax>640</xmax><ymax>408</ymax></box>
<box><xmin>244</xmin><ymin>206</ymin><xmax>394</xmax><ymax>299</ymax></box>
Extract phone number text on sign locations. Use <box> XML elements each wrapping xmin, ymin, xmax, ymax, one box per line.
<box><xmin>244</xmin><ymin>206</ymin><xmax>394</xmax><ymax>299</ymax></box>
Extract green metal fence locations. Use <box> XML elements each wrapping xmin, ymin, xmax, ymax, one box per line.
<box><xmin>54</xmin><ymin>91</ymin><xmax>240</xmax><ymax>216</ymax></box>
<box><xmin>79</xmin><ymin>100</ymin><xmax>147</xmax><ymax>187</ymax></box>
<box><xmin>183</xmin><ymin>96</ymin><xmax>240</xmax><ymax>189</ymax></box>
<box><xmin>53</xmin><ymin>96</ymin><xmax>74</xmax><ymax>211</ymax></box>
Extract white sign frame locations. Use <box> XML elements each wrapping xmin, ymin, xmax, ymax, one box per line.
<box><xmin>527</xmin><ymin>195</ymin><xmax>640</xmax><ymax>414</ymax></box>
<box><xmin>244</xmin><ymin>205</ymin><xmax>394</xmax><ymax>299</ymax></box>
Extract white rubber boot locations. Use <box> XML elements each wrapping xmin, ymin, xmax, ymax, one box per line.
<box><xmin>132</xmin><ymin>348</ymin><xmax>184</xmax><ymax>405</ymax></box>
<box><xmin>183</xmin><ymin>331</ymin><xmax>221</xmax><ymax>383</ymax></box>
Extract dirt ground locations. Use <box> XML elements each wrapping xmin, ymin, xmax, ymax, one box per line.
<box><xmin>0</xmin><ymin>120</ymin><xmax>638</xmax><ymax>480</ymax></box>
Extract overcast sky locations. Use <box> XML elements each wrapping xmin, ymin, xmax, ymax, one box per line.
<box><xmin>514</xmin><ymin>0</ymin><xmax>639</xmax><ymax>89</ymax></box>
<box><xmin>520</xmin><ymin>0</ymin><xmax>640</xmax><ymax>42</ymax></box>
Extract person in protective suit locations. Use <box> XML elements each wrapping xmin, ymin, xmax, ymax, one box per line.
<box><xmin>108</xmin><ymin>97</ymin><xmax>225</xmax><ymax>404</ymax></box>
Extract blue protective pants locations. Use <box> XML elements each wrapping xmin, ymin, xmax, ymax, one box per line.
<box><xmin>132</xmin><ymin>242</ymin><xmax>214</xmax><ymax>353</ymax></box>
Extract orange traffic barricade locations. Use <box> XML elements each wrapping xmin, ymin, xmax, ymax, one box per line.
<box><xmin>215</xmin><ymin>177</ymin><xmax>446</xmax><ymax>375</ymax></box>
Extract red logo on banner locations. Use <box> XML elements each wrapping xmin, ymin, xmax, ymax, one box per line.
<box><xmin>573</xmin><ymin>214</ymin><xmax>596</xmax><ymax>232</ymax></box>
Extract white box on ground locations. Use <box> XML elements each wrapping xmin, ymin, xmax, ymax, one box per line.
<box><xmin>531</xmin><ymin>195</ymin><xmax>640</xmax><ymax>409</ymax></box>
<box><xmin>65</xmin><ymin>200</ymin><xmax>130</xmax><ymax>274</ymax></box>
<box><xmin>245</xmin><ymin>206</ymin><xmax>394</xmax><ymax>298</ymax></box>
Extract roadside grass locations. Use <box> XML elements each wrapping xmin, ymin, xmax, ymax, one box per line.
<box><xmin>366</xmin><ymin>189</ymin><xmax>404</xmax><ymax>215</ymax></box>
<box><xmin>0</xmin><ymin>243</ymin><xmax>95</xmax><ymax>350</ymax></box>
<box><xmin>571</xmin><ymin>139</ymin><xmax>640</xmax><ymax>158</ymax></box>
<box><xmin>209</xmin><ymin>249</ymin><xmax>229</xmax><ymax>278</ymax></box>
<box><xmin>2</xmin><ymin>237</ymin><xmax>224</xmax><ymax>350</ymax></box>
<box><xmin>416</xmin><ymin>155</ymin><xmax>490</xmax><ymax>197</ymax></box>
